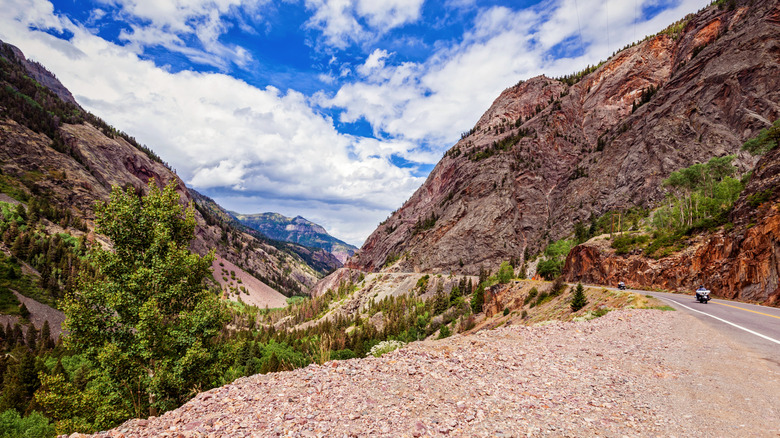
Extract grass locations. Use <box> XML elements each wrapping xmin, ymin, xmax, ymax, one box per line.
<box><xmin>0</xmin><ymin>286</ymin><xmax>21</xmax><ymax>314</ymax></box>
<box><xmin>0</xmin><ymin>254</ymin><xmax>55</xmax><ymax>308</ymax></box>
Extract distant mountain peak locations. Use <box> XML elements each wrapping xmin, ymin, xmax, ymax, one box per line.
<box><xmin>231</xmin><ymin>212</ymin><xmax>357</xmax><ymax>264</ymax></box>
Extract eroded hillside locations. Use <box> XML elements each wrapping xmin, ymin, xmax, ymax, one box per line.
<box><xmin>348</xmin><ymin>0</ymin><xmax>780</xmax><ymax>276</ymax></box>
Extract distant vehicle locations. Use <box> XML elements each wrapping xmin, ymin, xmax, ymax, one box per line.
<box><xmin>695</xmin><ymin>286</ymin><xmax>711</xmax><ymax>303</ymax></box>
<box><xmin>618</xmin><ymin>281</ymin><xmax>626</xmax><ymax>290</ymax></box>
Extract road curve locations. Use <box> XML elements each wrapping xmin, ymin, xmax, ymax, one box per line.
<box><xmin>629</xmin><ymin>288</ymin><xmax>780</xmax><ymax>368</ymax></box>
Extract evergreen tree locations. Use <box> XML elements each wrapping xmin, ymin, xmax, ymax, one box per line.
<box><xmin>25</xmin><ymin>323</ymin><xmax>37</xmax><ymax>351</ymax></box>
<box><xmin>18</xmin><ymin>303</ymin><xmax>30</xmax><ymax>321</ymax></box>
<box><xmin>470</xmin><ymin>283</ymin><xmax>485</xmax><ymax>314</ymax></box>
<box><xmin>571</xmin><ymin>283</ymin><xmax>588</xmax><ymax>312</ymax></box>
<box><xmin>40</xmin><ymin>320</ymin><xmax>53</xmax><ymax>350</ymax></box>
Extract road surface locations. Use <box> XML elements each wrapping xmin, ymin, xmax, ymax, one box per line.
<box><xmin>625</xmin><ymin>289</ymin><xmax>780</xmax><ymax>368</ymax></box>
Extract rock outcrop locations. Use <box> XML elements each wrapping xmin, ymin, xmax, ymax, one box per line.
<box><xmin>563</xmin><ymin>144</ymin><xmax>780</xmax><ymax>304</ymax></box>
<box><xmin>347</xmin><ymin>0</ymin><xmax>780</xmax><ymax>276</ymax></box>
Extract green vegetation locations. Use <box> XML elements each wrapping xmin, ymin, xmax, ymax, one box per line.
<box><xmin>537</xmin><ymin>239</ymin><xmax>575</xmax><ymax>280</ymax></box>
<box><xmin>0</xmin><ymin>410</ymin><xmax>55</xmax><ymax>438</ymax></box>
<box><xmin>0</xmin><ymin>42</ymin><xmax>168</xmax><ymax>168</ymax></box>
<box><xmin>412</xmin><ymin>212</ymin><xmax>438</xmax><ymax>234</ymax></box>
<box><xmin>570</xmin><ymin>283</ymin><xmax>588</xmax><ymax>312</ymax></box>
<box><xmin>611</xmin><ymin>233</ymin><xmax>650</xmax><ymax>255</ymax></box>
<box><xmin>742</xmin><ymin>119</ymin><xmax>780</xmax><ymax>155</ymax></box>
<box><xmin>468</xmin><ymin>128</ymin><xmax>533</xmax><ymax>161</ymax></box>
<box><xmin>496</xmin><ymin>261</ymin><xmax>514</xmax><ymax>284</ymax></box>
<box><xmin>51</xmin><ymin>180</ymin><xmax>227</xmax><ymax>428</ymax></box>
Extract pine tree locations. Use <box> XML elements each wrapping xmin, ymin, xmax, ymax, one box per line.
<box><xmin>19</xmin><ymin>302</ymin><xmax>30</xmax><ymax>321</ymax></box>
<box><xmin>571</xmin><ymin>283</ymin><xmax>588</xmax><ymax>312</ymax></box>
<box><xmin>25</xmin><ymin>323</ymin><xmax>37</xmax><ymax>351</ymax></box>
<box><xmin>40</xmin><ymin>320</ymin><xmax>53</xmax><ymax>350</ymax></box>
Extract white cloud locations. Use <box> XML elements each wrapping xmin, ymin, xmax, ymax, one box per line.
<box><xmin>304</xmin><ymin>0</ymin><xmax>425</xmax><ymax>48</ymax></box>
<box><xmin>318</xmin><ymin>0</ymin><xmax>711</xmax><ymax>150</ymax></box>
<box><xmin>0</xmin><ymin>0</ymin><xmax>423</xmax><ymax>245</ymax></box>
<box><xmin>0</xmin><ymin>0</ymin><xmax>713</xmax><ymax>246</ymax></box>
<box><xmin>96</xmin><ymin>0</ymin><xmax>263</xmax><ymax>69</ymax></box>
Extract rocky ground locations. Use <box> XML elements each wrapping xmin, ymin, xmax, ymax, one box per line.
<box><xmin>78</xmin><ymin>309</ymin><xmax>780</xmax><ymax>438</ymax></box>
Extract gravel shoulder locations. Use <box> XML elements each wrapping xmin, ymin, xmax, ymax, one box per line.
<box><xmin>86</xmin><ymin>309</ymin><xmax>780</xmax><ymax>437</ymax></box>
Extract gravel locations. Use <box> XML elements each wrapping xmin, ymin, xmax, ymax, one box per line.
<box><xmin>78</xmin><ymin>309</ymin><xmax>780</xmax><ymax>438</ymax></box>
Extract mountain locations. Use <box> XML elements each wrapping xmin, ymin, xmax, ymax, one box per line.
<box><xmin>232</xmin><ymin>212</ymin><xmax>357</xmax><ymax>264</ymax></box>
<box><xmin>564</xmin><ymin>137</ymin><xmax>780</xmax><ymax>304</ymax></box>
<box><xmin>0</xmin><ymin>39</ymin><xmax>326</xmax><ymax>305</ymax></box>
<box><xmin>346</xmin><ymin>0</ymin><xmax>780</xmax><ymax>277</ymax></box>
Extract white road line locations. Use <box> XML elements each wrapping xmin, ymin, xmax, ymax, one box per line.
<box><xmin>659</xmin><ymin>297</ymin><xmax>780</xmax><ymax>346</ymax></box>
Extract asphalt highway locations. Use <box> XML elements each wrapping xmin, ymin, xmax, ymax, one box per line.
<box><xmin>632</xmin><ymin>289</ymin><xmax>780</xmax><ymax>368</ymax></box>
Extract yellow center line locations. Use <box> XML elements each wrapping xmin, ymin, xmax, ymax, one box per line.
<box><xmin>713</xmin><ymin>301</ymin><xmax>780</xmax><ymax>320</ymax></box>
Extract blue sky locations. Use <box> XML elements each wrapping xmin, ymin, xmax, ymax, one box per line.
<box><xmin>0</xmin><ymin>0</ymin><xmax>710</xmax><ymax>246</ymax></box>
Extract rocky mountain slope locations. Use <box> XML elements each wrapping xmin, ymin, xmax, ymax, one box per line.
<box><xmin>347</xmin><ymin>0</ymin><xmax>780</xmax><ymax>276</ymax></box>
<box><xmin>564</xmin><ymin>139</ymin><xmax>780</xmax><ymax>304</ymax></box>
<box><xmin>232</xmin><ymin>212</ymin><xmax>357</xmax><ymax>264</ymax></box>
<box><xmin>0</xmin><ymin>40</ymin><xmax>323</xmax><ymax>302</ymax></box>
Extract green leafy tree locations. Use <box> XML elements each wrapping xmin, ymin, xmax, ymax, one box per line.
<box><xmin>496</xmin><ymin>261</ymin><xmax>514</xmax><ymax>284</ymax></box>
<box><xmin>570</xmin><ymin>283</ymin><xmax>588</xmax><ymax>312</ymax></box>
<box><xmin>0</xmin><ymin>409</ymin><xmax>55</xmax><ymax>438</ymax></box>
<box><xmin>60</xmin><ymin>180</ymin><xmax>227</xmax><ymax>422</ymax></box>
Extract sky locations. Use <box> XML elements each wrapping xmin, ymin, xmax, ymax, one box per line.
<box><xmin>0</xmin><ymin>0</ymin><xmax>711</xmax><ymax>246</ymax></box>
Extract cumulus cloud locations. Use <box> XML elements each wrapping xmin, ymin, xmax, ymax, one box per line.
<box><xmin>97</xmin><ymin>0</ymin><xmax>263</xmax><ymax>69</ymax></box>
<box><xmin>0</xmin><ymin>0</ymin><xmax>423</xmax><ymax>245</ymax></box>
<box><xmin>0</xmin><ymin>0</ymin><xmax>712</xmax><ymax>245</ymax></box>
<box><xmin>318</xmin><ymin>0</ymin><xmax>711</xmax><ymax>149</ymax></box>
<box><xmin>304</xmin><ymin>0</ymin><xmax>425</xmax><ymax>48</ymax></box>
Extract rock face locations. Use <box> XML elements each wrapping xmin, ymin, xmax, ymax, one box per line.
<box><xmin>348</xmin><ymin>0</ymin><xmax>780</xmax><ymax>276</ymax></box>
<box><xmin>232</xmin><ymin>212</ymin><xmax>357</xmax><ymax>264</ymax></box>
<box><xmin>0</xmin><ymin>41</ymin><xmax>322</xmax><ymax>300</ymax></box>
<box><xmin>564</xmin><ymin>143</ymin><xmax>780</xmax><ymax>305</ymax></box>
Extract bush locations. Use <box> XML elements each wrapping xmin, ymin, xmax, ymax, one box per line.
<box><xmin>330</xmin><ymin>349</ymin><xmax>356</xmax><ymax>360</ymax></box>
<box><xmin>438</xmin><ymin>325</ymin><xmax>451</xmax><ymax>339</ymax></box>
<box><xmin>611</xmin><ymin>233</ymin><xmax>650</xmax><ymax>255</ymax></box>
<box><xmin>524</xmin><ymin>287</ymin><xmax>539</xmax><ymax>305</ymax></box>
<box><xmin>0</xmin><ymin>410</ymin><xmax>55</xmax><ymax>438</ymax></box>
<box><xmin>368</xmin><ymin>340</ymin><xmax>406</xmax><ymax>357</ymax></box>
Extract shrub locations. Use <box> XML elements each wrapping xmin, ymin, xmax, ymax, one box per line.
<box><xmin>438</xmin><ymin>325</ymin><xmax>451</xmax><ymax>339</ymax></box>
<box><xmin>502</xmin><ymin>307</ymin><xmax>510</xmax><ymax>316</ymax></box>
<box><xmin>0</xmin><ymin>410</ymin><xmax>55</xmax><ymax>438</ymax></box>
<box><xmin>611</xmin><ymin>233</ymin><xmax>650</xmax><ymax>255</ymax></box>
<box><xmin>524</xmin><ymin>287</ymin><xmax>539</xmax><ymax>305</ymax></box>
<box><xmin>368</xmin><ymin>340</ymin><xmax>406</xmax><ymax>357</ymax></box>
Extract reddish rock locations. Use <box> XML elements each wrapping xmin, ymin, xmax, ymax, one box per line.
<box><xmin>346</xmin><ymin>0</ymin><xmax>780</xmax><ymax>277</ymax></box>
<box><xmin>564</xmin><ymin>144</ymin><xmax>780</xmax><ymax>304</ymax></box>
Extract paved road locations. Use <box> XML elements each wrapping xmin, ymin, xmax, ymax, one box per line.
<box><xmin>631</xmin><ymin>289</ymin><xmax>780</xmax><ymax>367</ymax></box>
